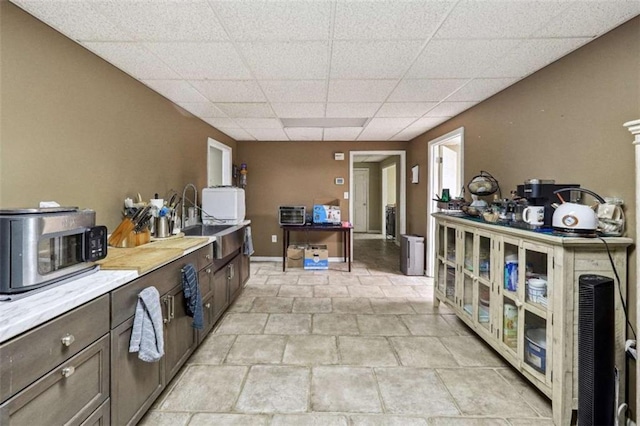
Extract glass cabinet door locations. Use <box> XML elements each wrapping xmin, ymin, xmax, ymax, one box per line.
<box><xmin>446</xmin><ymin>227</ymin><xmax>456</xmax><ymax>263</ymax></box>
<box><xmin>523</xmin><ymin>311</ymin><xmax>549</xmax><ymax>378</ymax></box>
<box><xmin>502</xmin><ymin>239</ymin><xmax>519</xmax><ymax>294</ymax></box>
<box><xmin>462</xmin><ymin>229</ymin><xmax>474</xmax><ymax>273</ymax></box>
<box><xmin>523</xmin><ymin>243</ymin><xmax>551</xmax><ymax>310</ymax></box>
<box><xmin>478</xmin><ymin>233</ymin><xmax>491</xmax><ymax>282</ymax></box>
<box><xmin>437</xmin><ymin>224</ymin><xmax>445</xmax><ymax>258</ymax></box>
<box><xmin>502</xmin><ymin>296</ymin><xmax>518</xmax><ymax>352</ymax></box>
<box><xmin>462</xmin><ymin>273</ymin><xmax>474</xmax><ymax>318</ymax></box>
<box><xmin>445</xmin><ymin>265</ymin><xmax>456</xmax><ymax>302</ymax></box>
<box><xmin>477</xmin><ymin>281</ymin><xmax>491</xmax><ymax>331</ymax></box>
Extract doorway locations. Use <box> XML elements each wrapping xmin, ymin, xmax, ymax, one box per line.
<box><xmin>381</xmin><ymin>164</ymin><xmax>397</xmax><ymax>239</ymax></box>
<box><xmin>427</xmin><ymin>128</ymin><xmax>464</xmax><ymax>276</ymax></box>
<box><xmin>207</xmin><ymin>138</ymin><xmax>232</xmax><ymax>187</ymax></box>
<box><xmin>353</xmin><ymin>169</ymin><xmax>369</xmax><ymax>233</ymax></box>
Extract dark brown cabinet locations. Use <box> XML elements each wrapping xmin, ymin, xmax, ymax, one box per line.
<box><xmin>162</xmin><ymin>284</ymin><xmax>197</xmax><ymax>382</ymax></box>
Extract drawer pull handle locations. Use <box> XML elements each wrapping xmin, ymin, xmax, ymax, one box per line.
<box><xmin>205</xmin><ymin>303</ymin><xmax>211</xmax><ymax>309</ymax></box>
<box><xmin>61</xmin><ymin>334</ymin><xmax>75</xmax><ymax>347</ymax></box>
<box><xmin>205</xmin><ymin>254</ymin><xmax>212</xmax><ymax>260</ymax></box>
<box><xmin>515</xmin><ymin>298</ymin><xmax>523</xmax><ymax>308</ymax></box>
<box><xmin>206</xmin><ymin>268</ymin><xmax>211</xmax><ymax>274</ymax></box>
<box><xmin>61</xmin><ymin>366</ymin><xmax>75</xmax><ymax>378</ymax></box>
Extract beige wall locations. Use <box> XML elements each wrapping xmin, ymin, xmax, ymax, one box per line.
<box><xmin>0</xmin><ymin>2</ymin><xmax>236</xmax><ymax>230</ymax></box>
<box><xmin>408</xmin><ymin>16</ymin><xmax>639</xmax><ymax>409</ymax></box>
<box><xmin>236</xmin><ymin>142</ymin><xmax>407</xmax><ymax>257</ymax></box>
<box><xmin>354</xmin><ymin>162</ymin><xmax>382</xmax><ymax>232</ymax></box>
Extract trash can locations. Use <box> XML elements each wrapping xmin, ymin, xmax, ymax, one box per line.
<box><xmin>400</xmin><ymin>234</ymin><xmax>425</xmax><ymax>276</ymax></box>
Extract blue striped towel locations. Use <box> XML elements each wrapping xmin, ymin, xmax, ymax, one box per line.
<box><xmin>182</xmin><ymin>263</ymin><xmax>203</xmax><ymax>330</ymax></box>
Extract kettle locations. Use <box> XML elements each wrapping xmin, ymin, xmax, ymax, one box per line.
<box><xmin>552</xmin><ymin>188</ymin><xmax>605</xmax><ymax>237</ymax></box>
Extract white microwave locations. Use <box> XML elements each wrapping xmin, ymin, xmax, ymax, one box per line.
<box><xmin>201</xmin><ymin>187</ymin><xmax>246</xmax><ymax>225</ymax></box>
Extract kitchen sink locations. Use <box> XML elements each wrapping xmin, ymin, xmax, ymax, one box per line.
<box><xmin>182</xmin><ymin>224</ymin><xmax>244</xmax><ymax>259</ymax></box>
<box><xmin>182</xmin><ymin>224</ymin><xmax>233</xmax><ymax>236</ymax></box>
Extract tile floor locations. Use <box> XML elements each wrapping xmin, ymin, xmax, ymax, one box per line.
<box><xmin>140</xmin><ymin>238</ymin><xmax>553</xmax><ymax>426</ymax></box>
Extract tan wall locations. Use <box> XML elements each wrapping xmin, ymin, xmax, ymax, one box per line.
<box><xmin>354</xmin><ymin>162</ymin><xmax>382</xmax><ymax>231</ymax></box>
<box><xmin>236</xmin><ymin>141</ymin><xmax>407</xmax><ymax>257</ymax></box>
<box><xmin>408</xmin><ymin>16</ymin><xmax>639</xmax><ymax>409</ymax></box>
<box><xmin>0</xmin><ymin>2</ymin><xmax>236</xmax><ymax>230</ymax></box>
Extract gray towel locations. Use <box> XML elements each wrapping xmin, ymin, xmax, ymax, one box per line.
<box><xmin>129</xmin><ymin>286</ymin><xmax>164</xmax><ymax>362</ymax></box>
<box><xmin>244</xmin><ymin>225</ymin><xmax>254</xmax><ymax>256</ymax></box>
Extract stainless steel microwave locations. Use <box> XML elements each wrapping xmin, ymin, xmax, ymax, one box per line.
<box><xmin>0</xmin><ymin>207</ymin><xmax>107</xmax><ymax>294</ymax></box>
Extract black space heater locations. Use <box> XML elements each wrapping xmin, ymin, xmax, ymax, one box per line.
<box><xmin>578</xmin><ymin>274</ymin><xmax>615</xmax><ymax>426</ymax></box>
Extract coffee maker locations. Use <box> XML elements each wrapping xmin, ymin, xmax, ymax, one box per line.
<box><xmin>516</xmin><ymin>179</ymin><xmax>581</xmax><ymax>227</ymax></box>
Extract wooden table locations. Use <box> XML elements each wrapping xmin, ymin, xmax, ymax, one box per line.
<box><xmin>281</xmin><ymin>224</ymin><xmax>353</xmax><ymax>272</ymax></box>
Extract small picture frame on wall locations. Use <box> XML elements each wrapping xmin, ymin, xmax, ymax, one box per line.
<box><xmin>411</xmin><ymin>165</ymin><xmax>419</xmax><ymax>184</ymax></box>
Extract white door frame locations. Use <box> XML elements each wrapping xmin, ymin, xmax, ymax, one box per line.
<box><xmin>427</xmin><ymin>128</ymin><xmax>464</xmax><ymax>277</ymax></box>
<box><xmin>207</xmin><ymin>138</ymin><xmax>232</xmax><ymax>187</ymax></box>
<box><xmin>350</xmin><ymin>151</ymin><xmax>406</xmax><ymax>253</ymax></box>
<box><xmin>381</xmin><ymin>163</ymin><xmax>396</xmax><ymax>238</ymax></box>
<box><xmin>353</xmin><ymin>168</ymin><xmax>370</xmax><ymax>233</ymax></box>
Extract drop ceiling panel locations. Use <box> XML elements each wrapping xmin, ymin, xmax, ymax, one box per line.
<box><xmin>325</xmin><ymin>103</ymin><xmax>381</xmax><ymax>118</ymax></box>
<box><xmin>284</xmin><ymin>127</ymin><xmax>324</xmax><ymax>141</ymax></box>
<box><xmin>358</xmin><ymin>127</ymin><xmax>402</xmax><ymax>141</ymax></box>
<box><xmin>330</xmin><ymin>40</ymin><xmax>424</xmax><ymax>79</ymax></box>
<box><xmin>376</xmin><ymin>102</ymin><xmax>439</xmax><ymax>118</ymax></box>
<box><xmin>177</xmin><ymin>102</ymin><xmax>227</xmax><ymax>118</ymax></box>
<box><xmin>142</xmin><ymin>80</ymin><xmax>209</xmax><ymax>103</ymax></box>
<box><xmin>212</xmin><ymin>1</ymin><xmax>332</xmax><ymax>41</ymax></box>
<box><xmin>391</xmin><ymin>127</ymin><xmax>428</xmax><ymax>141</ymax></box>
<box><xmin>334</xmin><ymin>0</ymin><xmax>455</xmax><ymax>40</ymax></box>
<box><xmin>245</xmin><ymin>128</ymin><xmax>289</xmax><ymax>141</ymax></box>
<box><xmin>445</xmin><ymin>78</ymin><xmax>519</xmax><ymax>102</ymax></box>
<box><xmin>191</xmin><ymin>80</ymin><xmax>265</xmax><ymax>103</ymax></box>
<box><xmin>271</xmin><ymin>103</ymin><xmax>326</xmax><ymax>118</ymax></box>
<box><xmin>409</xmin><ymin>117</ymin><xmax>451</xmax><ymax>130</ymax></box>
<box><xmin>214</xmin><ymin>103</ymin><xmax>275</xmax><ymax>118</ymax></box>
<box><xmin>324</xmin><ymin>127</ymin><xmax>364</xmax><ymax>141</ymax></box>
<box><xmin>389</xmin><ymin>79</ymin><xmax>470</xmax><ymax>102</ymax></box>
<box><xmin>92</xmin><ymin>0</ymin><xmax>228</xmax><ymax>41</ymax></box>
<box><xmin>145</xmin><ymin>42</ymin><xmax>251</xmax><ymax>79</ymax></box>
<box><xmin>12</xmin><ymin>0</ymin><xmax>131</xmax><ymax>41</ymax></box>
<box><xmin>328</xmin><ymin>80</ymin><xmax>397</xmax><ymax>102</ymax></box>
<box><xmin>82</xmin><ymin>42</ymin><xmax>179</xmax><ymax>79</ymax></box>
<box><xmin>235</xmin><ymin>118</ymin><xmax>283</xmax><ymax>129</ymax></box>
<box><xmin>425</xmin><ymin>102</ymin><xmax>477</xmax><ymax>117</ymax></box>
<box><xmin>435</xmin><ymin>0</ymin><xmax>565</xmax><ymax>39</ymax></box>
<box><xmin>367</xmin><ymin>117</ymin><xmax>416</xmax><ymax>129</ymax></box>
<box><xmin>238</xmin><ymin>41</ymin><xmax>329</xmax><ymax>80</ymax></box>
<box><xmin>260</xmin><ymin>80</ymin><xmax>327</xmax><ymax>103</ymax></box>
<box><xmin>536</xmin><ymin>1</ymin><xmax>640</xmax><ymax>37</ymax></box>
<box><xmin>203</xmin><ymin>117</ymin><xmax>240</xmax><ymax>129</ymax></box>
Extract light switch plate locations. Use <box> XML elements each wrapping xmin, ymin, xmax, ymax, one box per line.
<box><xmin>334</xmin><ymin>152</ymin><xmax>345</xmax><ymax>161</ymax></box>
<box><xmin>344</xmin><ymin>192</ymin><xmax>349</xmax><ymax>199</ymax></box>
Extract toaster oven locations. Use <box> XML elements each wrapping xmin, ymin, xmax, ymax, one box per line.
<box><xmin>0</xmin><ymin>207</ymin><xmax>107</xmax><ymax>294</ymax></box>
<box><xmin>279</xmin><ymin>206</ymin><xmax>306</xmax><ymax>226</ymax></box>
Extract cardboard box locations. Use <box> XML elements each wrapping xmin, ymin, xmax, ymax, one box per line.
<box><xmin>287</xmin><ymin>245</ymin><xmax>306</xmax><ymax>268</ymax></box>
<box><xmin>304</xmin><ymin>245</ymin><xmax>329</xmax><ymax>270</ymax></box>
<box><xmin>312</xmin><ymin>198</ymin><xmax>345</xmax><ymax>224</ymax></box>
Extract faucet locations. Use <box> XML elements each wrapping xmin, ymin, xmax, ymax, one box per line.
<box><xmin>181</xmin><ymin>183</ymin><xmax>198</xmax><ymax>228</ymax></box>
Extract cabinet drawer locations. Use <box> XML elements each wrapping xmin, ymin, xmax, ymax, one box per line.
<box><xmin>111</xmin><ymin>251</ymin><xmax>199</xmax><ymax>327</ymax></box>
<box><xmin>195</xmin><ymin>244</ymin><xmax>214</xmax><ymax>271</ymax></box>
<box><xmin>0</xmin><ymin>334</ymin><xmax>109</xmax><ymax>426</ymax></box>
<box><xmin>198</xmin><ymin>266</ymin><xmax>213</xmax><ymax>300</ymax></box>
<box><xmin>0</xmin><ymin>295</ymin><xmax>109</xmax><ymax>403</ymax></box>
<box><xmin>80</xmin><ymin>398</ymin><xmax>110</xmax><ymax>426</ymax></box>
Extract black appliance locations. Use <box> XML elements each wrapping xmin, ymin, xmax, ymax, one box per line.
<box><xmin>385</xmin><ymin>205</ymin><xmax>396</xmax><ymax>240</ymax></box>
<box><xmin>516</xmin><ymin>180</ymin><xmax>580</xmax><ymax>227</ymax></box>
<box><xmin>578</xmin><ymin>274</ymin><xmax>615</xmax><ymax>426</ymax></box>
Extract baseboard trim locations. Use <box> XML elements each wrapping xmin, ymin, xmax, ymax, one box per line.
<box><xmin>251</xmin><ymin>256</ymin><xmax>349</xmax><ymax>263</ymax></box>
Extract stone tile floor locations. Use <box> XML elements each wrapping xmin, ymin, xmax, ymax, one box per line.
<box><xmin>140</xmin><ymin>238</ymin><xmax>553</xmax><ymax>426</ymax></box>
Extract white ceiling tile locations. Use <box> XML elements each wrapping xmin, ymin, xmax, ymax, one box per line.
<box><xmin>145</xmin><ymin>42</ymin><xmax>251</xmax><ymax>79</ymax></box>
<box><xmin>407</xmin><ymin>39</ymin><xmax>521</xmax><ymax>78</ymax></box>
<box><xmin>445</xmin><ymin>78</ymin><xmax>519</xmax><ymax>102</ymax></box>
<box><xmin>82</xmin><ymin>42</ymin><xmax>179</xmax><ymax>79</ymax></box>
<box><xmin>217</xmin><ymin>128</ymin><xmax>255</xmax><ymax>141</ymax></box>
<box><xmin>284</xmin><ymin>128</ymin><xmax>324</xmax><ymax>141</ymax></box>
<box><xmin>331</xmin><ymin>40</ymin><xmax>424</xmax><ymax>79</ymax></box>
<box><xmin>391</xmin><ymin>127</ymin><xmax>427</xmax><ymax>141</ymax></box>
<box><xmin>367</xmin><ymin>117</ymin><xmax>416</xmax><ymax>129</ymax></box>
<box><xmin>235</xmin><ymin>118</ymin><xmax>282</xmax><ymax>129</ymax></box>
<box><xmin>203</xmin><ymin>117</ymin><xmax>240</xmax><ymax>129</ymax></box>
<box><xmin>271</xmin><ymin>103</ymin><xmax>326</xmax><ymax>118</ymax></box>
<box><xmin>409</xmin><ymin>116</ymin><xmax>451</xmax><ymax>130</ymax></box>
<box><xmin>535</xmin><ymin>1</ymin><xmax>640</xmax><ymax>38</ymax></box>
<box><xmin>190</xmin><ymin>80</ymin><xmax>265</xmax><ymax>102</ymax></box>
<box><xmin>238</xmin><ymin>41</ymin><xmax>329</xmax><ymax>79</ymax></box>
<box><xmin>323</xmin><ymin>127</ymin><xmax>363</xmax><ymax>141</ymax></box>
<box><xmin>211</xmin><ymin>1</ymin><xmax>332</xmax><ymax>41</ymax></box>
<box><xmin>92</xmin><ymin>0</ymin><xmax>228</xmax><ymax>41</ymax></box>
<box><xmin>12</xmin><ymin>1</ymin><xmax>132</xmax><ymax>41</ymax></box>
<box><xmin>245</xmin><ymin>128</ymin><xmax>289</xmax><ymax>141</ymax></box>
<box><xmin>357</xmin><ymin>127</ymin><xmax>400</xmax><ymax>141</ymax></box>
<box><xmin>141</xmin><ymin>80</ymin><xmax>208</xmax><ymax>102</ymax></box>
<box><xmin>435</xmin><ymin>0</ymin><xmax>564</xmax><ymax>39</ymax></box>
<box><xmin>214</xmin><ymin>103</ymin><xmax>275</xmax><ymax>118</ymax></box>
<box><xmin>325</xmin><ymin>103</ymin><xmax>381</xmax><ymax>118</ymax></box>
<box><xmin>177</xmin><ymin>102</ymin><xmax>227</xmax><ymax>118</ymax></box>
<box><xmin>375</xmin><ymin>102</ymin><xmax>439</xmax><ymax>118</ymax></box>
<box><xmin>328</xmin><ymin>80</ymin><xmax>397</xmax><ymax>103</ymax></box>
<box><xmin>260</xmin><ymin>80</ymin><xmax>327</xmax><ymax>103</ymax></box>
<box><xmin>426</xmin><ymin>102</ymin><xmax>477</xmax><ymax>117</ymax></box>
<box><xmin>389</xmin><ymin>79</ymin><xmax>469</xmax><ymax>102</ymax></box>
<box><xmin>334</xmin><ymin>1</ymin><xmax>455</xmax><ymax>40</ymax></box>
<box><xmin>480</xmin><ymin>38</ymin><xmax>591</xmax><ymax>78</ymax></box>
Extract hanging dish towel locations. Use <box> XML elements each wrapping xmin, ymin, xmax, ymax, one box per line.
<box><xmin>244</xmin><ymin>226</ymin><xmax>255</xmax><ymax>256</ymax></box>
<box><xmin>129</xmin><ymin>286</ymin><xmax>164</xmax><ymax>362</ymax></box>
<box><xmin>182</xmin><ymin>263</ymin><xmax>203</xmax><ymax>330</ymax></box>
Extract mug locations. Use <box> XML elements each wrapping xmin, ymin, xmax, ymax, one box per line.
<box><xmin>523</xmin><ymin>206</ymin><xmax>545</xmax><ymax>226</ymax></box>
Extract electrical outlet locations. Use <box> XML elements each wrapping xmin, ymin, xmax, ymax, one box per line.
<box><xmin>271</xmin><ymin>235</ymin><xmax>277</xmax><ymax>243</ymax></box>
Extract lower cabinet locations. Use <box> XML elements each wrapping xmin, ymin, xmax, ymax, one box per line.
<box><xmin>80</xmin><ymin>399</ymin><xmax>110</xmax><ymax>426</ymax></box>
<box><xmin>162</xmin><ymin>284</ymin><xmax>197</xmax><ymax>382</ymax></box>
